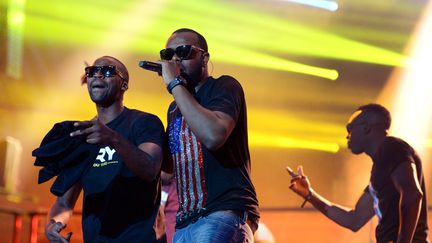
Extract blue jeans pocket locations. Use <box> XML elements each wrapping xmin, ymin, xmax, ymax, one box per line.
<box><xmin>173</xmin><ymin>210</ymin><xmax>253</xmax><ymax>243</ymax></box>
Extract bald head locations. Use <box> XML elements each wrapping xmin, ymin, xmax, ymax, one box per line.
<box><xmin>94</xmin><ymin>56</ymin><xmax>129</xmax><ymax>83</ymax></box>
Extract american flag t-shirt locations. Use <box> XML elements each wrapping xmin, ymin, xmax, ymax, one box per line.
<box><xmin>168</xmin><ymin>111</ymin><xmax>207</xmax><ymax>219</ymax></box>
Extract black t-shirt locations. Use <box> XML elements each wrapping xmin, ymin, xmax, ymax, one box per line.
<box><xmin>81</xmin><ymin>107</ymin><xmax>164</xmax><ymax>242</ymax></box>
<box><xmin>167</xmin><ymin>75</ymin><xmax>260</xmax><ymax>230</ymax></box>
<box><xmin>367</xmin><ymin>136</ymin><xmax>429</xmax><ymax>243</ymax></box>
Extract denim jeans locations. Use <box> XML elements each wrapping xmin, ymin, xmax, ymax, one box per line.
<box><xmin>173</xmin><ymin>210</ymin><xmax>254</xmax><ymax>243</ymax></box>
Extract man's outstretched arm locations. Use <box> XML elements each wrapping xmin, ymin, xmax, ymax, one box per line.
<box><xmin>287</xmin><ymin>166</ymin><xmax>375</xmax><ymax>231</ymax></box>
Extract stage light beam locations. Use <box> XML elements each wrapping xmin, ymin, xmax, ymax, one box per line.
<box><xmin>281</xmin><ymin>0</ymin><xmax>339</xmax><ymax>12</ymax></box>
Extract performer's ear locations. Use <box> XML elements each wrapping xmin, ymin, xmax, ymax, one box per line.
<box><xmin>121</xmin><ymin>82</ymin><xmax>128</xmax><ymax>91</ymax></box>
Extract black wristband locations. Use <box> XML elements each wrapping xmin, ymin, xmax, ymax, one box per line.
<box><xmin>166</xmin><ymin>76</ymin><xmax>185</xmax><ymax>94</ymax></box>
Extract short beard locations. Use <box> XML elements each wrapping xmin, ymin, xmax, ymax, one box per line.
<box><xmin>183</xmin><ymin>66</ymin><xmax>203</xmax><ymax>93</ymax></box>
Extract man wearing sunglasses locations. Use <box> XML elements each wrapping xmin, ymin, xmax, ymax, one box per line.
<box><xmin>287</xmin><ymin>104</ymin><xmax>429</xmax><ymax>243</ymax></box>
<box><xmin>157</xmin><ymin>28</ymin><xmax>260</xmax><ymax>243</ymax></box>
<box><xmin>44</xmin><ymin>56</ymin><xmax>165</xmax><ymax>242</ymax></box>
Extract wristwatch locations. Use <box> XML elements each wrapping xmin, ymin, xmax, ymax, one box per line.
<box><xmin>167</xmin><ymin>76</ymin><xmax>186</xmax><ymax>94</ymax></box>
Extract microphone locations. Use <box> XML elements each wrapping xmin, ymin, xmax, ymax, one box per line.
<box><xmin>139</xmin><ymin>61</ymin><xmax>162</xmax><ymax>76</ymax></box>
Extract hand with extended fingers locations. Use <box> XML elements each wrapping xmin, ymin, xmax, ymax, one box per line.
<box><xmin>70</xmin><ymin>118</ymin><xmax>115</xmax><ymax>145</ymax></box>
<box><xmin>286</xmin><ymin>165</ymin><xmax>311</xmax><ymax>199</ymax></box>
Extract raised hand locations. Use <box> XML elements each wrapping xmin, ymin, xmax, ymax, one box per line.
<box><xmin>159</xmin><ymin>60</ymin><xmax>183</xmax><ymax>86</ymax></box>
<box><xmin>286</xmin><ymin>166</ymin><xmax>311</xmax><ymax>198</ymax></box>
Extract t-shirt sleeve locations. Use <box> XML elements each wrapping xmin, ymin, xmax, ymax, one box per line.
<box><xmin>132</xmin><ymin>113</ymin><xmax>165</xmax><ymax>148</ymax></box>
<box><xmin>378</xmin><ymin>138</ymin><xmax>414</xmax><ymax>173</ymax></box>
<box><xmin>205</xmin><ymin>76</ymin><xmax>244</xmax><ymax>122</ymax></box>
<box><xmin>363</xmin><ymin>185</ymin><xmax>370</xmax><ymax>194</ymax></box>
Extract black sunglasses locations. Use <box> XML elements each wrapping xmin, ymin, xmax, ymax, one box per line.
<box><xmin>85</xmin><ymin>65</ymin><xmax>126</xmax><ymax>80</ymax></box>
<box><xmin>160</xmin><ymin>45</ymin><xmax>206</xmax><ymax>60</ymax></box>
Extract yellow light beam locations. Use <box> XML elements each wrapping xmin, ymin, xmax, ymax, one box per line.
<box><xmin>6</xmin><ymin>0</ymin><xmax>26</xmax><ymax>79</ymax></box>
<box><xmin>23</xmin><ymin>0</ymin><xmax>408</xmax><ymax>81</ymax></box>
<box><xmin>249</xmin><ymin>131</ymin><xmax>340</xmax><ymax>153</ymax></box>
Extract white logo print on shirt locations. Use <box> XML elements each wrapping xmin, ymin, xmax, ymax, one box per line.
<box><xmin>93</xmin><ymin>146</ymin><xmax>118</xmax><ymax>167</ymax></box>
